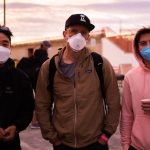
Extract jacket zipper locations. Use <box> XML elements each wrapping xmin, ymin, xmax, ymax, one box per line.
<box><xmin>73</xmin><ymin>76</ymin><xmax>77</xmax><ymax>148</ymax></box>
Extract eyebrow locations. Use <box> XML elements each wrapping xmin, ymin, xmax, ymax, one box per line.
<box><xmin>139</xmin><ymin>40</ymin><xmax>150</xmax><ymax>43</ymax></box>
<box><xmin>2</xmin><ymin>40</ymin><xmax>10</xmax><ymax>43</ymax></box>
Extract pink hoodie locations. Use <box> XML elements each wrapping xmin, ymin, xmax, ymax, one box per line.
<box><xmin>120</xmin><ymin>48</ymin><xmax>150</xmax><ymax>150</ymax></box>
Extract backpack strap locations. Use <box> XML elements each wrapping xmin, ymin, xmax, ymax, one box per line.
<box><xmin>91</xmin><ymin>52</ymin><xmax>107</xmax><ymax>114</ymax></box>
<box><xmin>47</xmin><ymin>54</ymin><xmax>58</xmax><ymax>102</ymax></box>
<box><xmin>47</xmin><ymin>52</ymin><xmax>107</xmax><ymax>113</ymax></box>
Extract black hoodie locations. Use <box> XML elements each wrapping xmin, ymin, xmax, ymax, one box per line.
<box><xmin>0</xmin><ymin>58</ymin><xmax>34</xmax><ymax>149</ymax></box>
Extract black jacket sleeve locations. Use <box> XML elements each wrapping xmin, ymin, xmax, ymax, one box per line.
<box><xmin>13</xmin><ymin>70</ymin><xmax>35</xmax><ymax>132</ymax></box>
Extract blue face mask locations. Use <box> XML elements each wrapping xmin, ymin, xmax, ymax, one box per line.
<box><xmin>140</xmin><ymin>46</ymin><xmax>150</xmax><ymax>61</ymax></box>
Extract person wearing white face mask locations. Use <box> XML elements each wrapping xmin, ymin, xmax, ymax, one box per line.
<box><xmin>0</xmin><ymin>26</ymin><xmax>34</xmax><ymax>150</ymax></box>
<box><xmin>35</xmin><ymin>14</ymin><xmax>120</xmax><ymax>150</ymax></box>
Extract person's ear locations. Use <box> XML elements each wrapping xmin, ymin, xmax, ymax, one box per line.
<box><xmin>85</xmin><ymin>33</ymin><xmax>90</xmax><ymax>40</ymax></box>
<box><xmin>63</xmin><ymin>30</ymin><xmax>68</xmax><ymax>41</ymax></box>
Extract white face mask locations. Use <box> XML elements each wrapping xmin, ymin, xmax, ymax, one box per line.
<box><xmin>68</xmin><ymin>33</ymin><xmax>86</xmax><ymax>52</ymax></box>
<box><xmin>0</xmin><ymin>46</ymin><xmax>11</xmax><ymax>64</ymax></box>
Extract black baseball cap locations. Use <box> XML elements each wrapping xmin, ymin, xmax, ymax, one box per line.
<box><xmin>65</xmin><ymin>14</ymin><xmax>95</xmax><ymax>31</ymax></box>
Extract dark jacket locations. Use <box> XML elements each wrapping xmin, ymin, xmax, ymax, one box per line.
<box><xmin>17</xmin><ymin>49</ymin><xmax>48</xmax><ymax>90</ymax></box>
<box><xmin>0</xmin><ymin>59</ymin><xmax>34</xmax><ymax>149</ymax></box>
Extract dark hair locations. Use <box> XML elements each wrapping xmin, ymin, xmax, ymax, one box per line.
<box><xmin>0</xmin><ymin>25</ymin><xmax>13</xmax><ymax>42</ymax></box>
<box><xmin>134</xmin><ymin>27</ymin><xmax>150</xmax><ymax>52</ymax></box>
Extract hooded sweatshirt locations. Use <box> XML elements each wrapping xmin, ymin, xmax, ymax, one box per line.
<box><xmin>120</xmin><ymin>46</ymin><xmax>150</xmax><ymax>150</ymax></box>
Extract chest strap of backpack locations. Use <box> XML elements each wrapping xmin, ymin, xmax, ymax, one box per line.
<box><xmin>47</xmin><ymin>52</ymin><xmax>107</xmax><ymax>114</ymax></box>
<box><xmin>91</xmin><ymin>52</ymin><xmax>107</xmax><ymax>115</ymax></box>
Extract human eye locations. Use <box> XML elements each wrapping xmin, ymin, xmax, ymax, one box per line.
<box><xmin>2</xmin><ymin>41</ymin><xmax>10</xmax><ymax>48</ymax></box>
<box><xmin>139</xmin><ymin>41</ymin><xmax>147</xmax><ymax>46</ymax></box>
<box><xmin>81</xmin><ymin>31</ymin><xmax>88</xmax><ymax>36</ymax></box>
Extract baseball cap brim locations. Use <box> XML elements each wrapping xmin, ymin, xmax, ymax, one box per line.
<box><xmin>65</xmin><ymin>21</ymin><xmax>95</xmax><ymax>31</ymax></box>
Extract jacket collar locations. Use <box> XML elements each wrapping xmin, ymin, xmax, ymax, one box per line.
<box><xmin>58</xmin><ymin>47</ymin><xmax>92</xmax><ymax>65</ymax></box>
<box><xmin>0</xmin><ymin>58</ymin><xmax>15</xmax><ymax>70</ymax></box>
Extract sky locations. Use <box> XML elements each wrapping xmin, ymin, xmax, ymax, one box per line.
<box><xmin>0</xmin><ymin>0</ymin><xmax>150</xmax><ymax>43</ymax></box>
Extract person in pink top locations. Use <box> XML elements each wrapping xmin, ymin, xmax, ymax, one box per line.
<box><xmin>120</xmin><ymin>27</ymin><xmax>150</xmax><ymax>150</ymax></box>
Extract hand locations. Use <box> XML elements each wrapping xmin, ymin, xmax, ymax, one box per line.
<box><xmin>3</xmin><ymin>125</ymin><xmax>16</xmax><ymax>141</ymax></box>
<box><xmin>98</xmin><ymin>134</ymin><xmax>108</xmax><ymax>145</ymax></box>
<box><xmin>98</xmin><ymin>137</ymin><xmax>108</xmax><ymax>145</ymax></box>
<box><xmin>53</xmin><ymin>140</ymin><xmax>62</xmax><ymax>146</ymax></box>
<box><xmin>142</xmin><ymin>101</ymin><xmax>150</xmax><ymax>115</ymax></box>
<box><xmin>0</xmin><ymin>128</ymin><xmax>5</xmax><ymax>141</ymax></box>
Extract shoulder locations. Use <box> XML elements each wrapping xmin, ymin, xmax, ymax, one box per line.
<box><xmin>18</xmin><ymin>57</ymin><xmax>31</xmax><ymax>64</ymax></box>
<box><xmin>100</xmin><ymin>55</ymin><xmax>112</xmax><ymax>66</ymax></box>
<box><xmin>124</xmin><ymin>66</ymin><xmax>141</xmax><ymax>82</ymax></box>
<box><xmin>42</xmin><ymin>54</ymin><xmax>58</xmax><ymax>69</ymax></box>
<box><xmin>91</xmin><ymin>52</ymin><xmax>112</xmax><ymax>65</ymax></box>
<box><xmin>100</xmin><ymin>55</ymin><xmax>114</xmax><ymax>72</ymax></box>
<box><xmin>17</xmin><ymin>57</ymin><xmax>33</xmax><ymax>68</ymax></box>
<box><xmin>38</xmin><ymin>58</ymin><xmax>51</xmax><ymax>78</ymax></box>
<box><xmin>13</xmin><ymin>68</ymin><xmax>30</xmax><ymax>81</ymax></box>
<box><xmin>90</xmin><ymin>52</ymin><xmax>113</xmax><ymax>73</ymax></box>
<box><xmin>41</xmin><ymin>58</ymin><xmax>51</xmax><ymax>69</ymax></box>
<box><xmin>125</xmin><ymin>66</ymin><xmax>140</xmax><ymax>78</ymax></box>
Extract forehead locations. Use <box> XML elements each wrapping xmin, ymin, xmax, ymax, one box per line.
<box><xmin>0</xmin><ymin>32</ymin><xmax>10</xmax><ymax>43</ymax></box>
<box><xmin>139</xmin><ymin>33</ymin><xmax>150</xmax><ymax>41</ymax></box>
<box><xmin>67</xmin><ymin>24</ymin><xmax>89</xmax><ymax>31</ymax></box>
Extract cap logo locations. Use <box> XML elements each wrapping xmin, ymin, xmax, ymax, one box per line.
<box><xmin>80</xmin><ymin>14</ymin><xmax>86</xmax><ymax>22</ymax></box>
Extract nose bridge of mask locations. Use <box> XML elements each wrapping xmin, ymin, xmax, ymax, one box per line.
<box><xmin>74</xmin><ymin>33</ymin><xmax>85</xmax><ymax>40</ymax></box>
<box><xmin>141</xmin><ymin>45</ymin><xmax>150</xmax><ymax>51</ymax></box>
<box><xmin>74</xmin><ymin>32</ymin><xmax>82</xmax><ymax>37</ymax></box>
<box><xmin>0</xmin><ymin>46</ymin><xmax>11</xmax><ymax>63</ymax></box>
